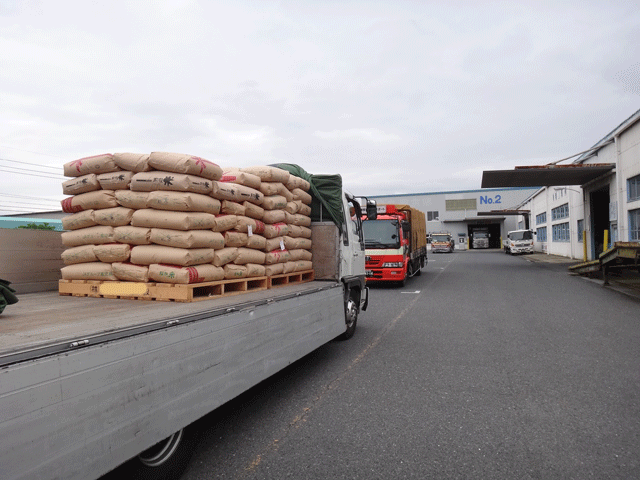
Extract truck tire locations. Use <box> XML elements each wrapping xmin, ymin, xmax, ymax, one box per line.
<box><xmin>339</xmin><ymin>290</ymin><xmax>358</xmax><ymax>340</ymax></box>
<box><xmin>126</xmin><ymin>424</ymin><xmax>199</xmax><ymax>480</ymax></box>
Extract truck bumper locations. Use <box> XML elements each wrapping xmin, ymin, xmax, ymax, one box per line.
<box><xmin>365</xmin><ymin>268</ymin><xmax>406</xmax><ymax>282</ymax></box>
<box><xmin>510</xmin><ymin>247</ymin><xmax>533</xmax><ymax>254</ymax></box>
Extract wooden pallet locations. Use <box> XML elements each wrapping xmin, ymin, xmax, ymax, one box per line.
<box><xmin>59</xmin><ymin>276</ymin><xmax>269</xmax><ymax>302</ymax></box>
<box><xmin>268</xmin><ymin>270</ymin><xmax>314</xmax><ymax>288</ymax></box>
<box><xmin>58</xmin><ymin>270</ymin><xmax>315</xmax><ymax>302</ymax></box>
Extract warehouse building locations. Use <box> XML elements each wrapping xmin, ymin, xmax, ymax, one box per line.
<box><xmin>370</xmin><ymin>187</ymin><xmax>539</xmax><ymax>250</ymax></box>
<box><xmin>483</xmin><ymin>108</ymin><xmax>640</xmax><ymax>261</ymax></box>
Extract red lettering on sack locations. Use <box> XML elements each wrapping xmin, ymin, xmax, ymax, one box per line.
<box><xmin>69</xmin><ymin>160</ymin><xmax>83</xmax><ymax>173</ymax></box>
<box><xmin>220</xmin><ymin>175</ymin><xmax>238</xmax><ymax>182</ymax></box>
<box><xmin>254</xmin><ymin>220</ymin><xmax>265</xmax><ymax>234</ymax></box>
<box><xmin>186</xmin><ymin>266</ymin><xmax>203</xmax><ymax>284</ymax></box>
<box><xmin>61</xmin><ymin>197</ymin><xmax>83</xmax><ymax>213</ymax></box>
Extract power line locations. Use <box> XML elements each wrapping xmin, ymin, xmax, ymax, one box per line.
<box><xmin>0</xmin><ymin>157</ymin><xmax>61</xmax><ymax>170</ymax></box>
<box><xmin>0</xmin><ymin>198</ymin><xmax>61</xmax><ymax>207</ymax></box>
<box><xmin>0</xmin><ymin>167</ymin><xmax>65</xmax><ymax>180</ymax></box>
<box><xmin>0</xmin><ymin>145</ymin><xmax>66</xmax><ymax>159</ymax></box>
<box><xmin>3</xmin><ymin>165</ymin><xmax>64</xmax><ymax>178</ymax></box>
<box><xmin>0</xmin><ymin>193</ymin><xmax>61</xmax><ymax>203</ymax></box>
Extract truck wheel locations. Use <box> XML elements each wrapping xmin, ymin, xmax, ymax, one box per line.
<box><xmin>339</xmin><ymin>291</ymin><xmax>358</xmax><ymax>340</ymax></box>
<box><xmin>127</xmin><ymin>424</ymin><xmax>199</xmax><ymax>480</ymax></box>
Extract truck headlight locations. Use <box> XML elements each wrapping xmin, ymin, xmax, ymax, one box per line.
<box><xmin>382</xmin><ymin>262</ymin><xmax>403</xmax><ymax>268</ymax></box>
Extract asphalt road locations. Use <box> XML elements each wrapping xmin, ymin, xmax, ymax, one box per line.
<box><xmin>110</xmin><ymin>250</ymin><xmax>640</xmax><ymax>479</ymax></box>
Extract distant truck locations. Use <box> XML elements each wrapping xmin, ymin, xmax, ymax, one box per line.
<box><xmin>471</xmin><ymin>229</ymin><xmax>490</xmax><ymax>249</ymax></box>
<box><xmin>504</xmin><ymin>229</ymin><xmax>534</xmax><ymax>254</ymax></box>
<box><xmin>362</xmin><ymin>204</ymin><xmax>427</xmax><ymax>286</ymax></box>
<box><xmin>430</xmin><ymin>232</ymin><xmax>455</xmax><ymax>253</ymax></box>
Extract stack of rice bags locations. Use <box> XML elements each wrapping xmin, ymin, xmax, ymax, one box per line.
<box><xmin>59</xmin><ymin>152</ymin><xmax>313</xmax><ymax>285</ymax></box>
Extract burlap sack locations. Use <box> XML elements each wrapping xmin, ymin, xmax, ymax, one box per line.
<box><xmin>221</xmin><ymin>200</ymin><xmax>245</xmax><ymax>216</ymax></box>
<box><xmin>114</xmin><ymin>226</ymin><xmax>152</xmax><ymax>245</ymax></box>
<box><xmin>113</xmin><ymin>152</ymin><xmax>151</xmax><ymax>172</ymax></box>
<box><xmin>97</xmin><ymin>171</ymin><xmax>134</xmax><ymax>190</ymax></box>
<box><xmin>61</xmin><ymin>190</ymin><xmax>118</xmax><ymax>213</ymax></box>
<box><xmin>287</xmin><ymin>224</ymin><xmax>302</xmax><ymax>238</ymax></box>
<box><xmin>246</xmin><ymin>263</ymin><xmax>266</xmax><ymax>277</ymax></box>
<box><xmin>220</xmin><ymin>168</ymin><xmax>261</xmax><ymax>189</ymax></box>
<box><xmin>115</xmin><ymin>190</ymin><xmax>149</xmax><ymax>209</ymax></box>
<box><xmin>258</xmin><ymin>182</ymin><xmax>282</xmax><ymax>196</ymax></box>
<box><xmin>148</xmin><ymin>263</ymin><xmax>224</xmax><ymax>284</ymax></box>
<box><xmin>265</xmin><ymin>249</ymin><xmax>291</xmax><ymax>264</ymax></box>
<box><xmin>263</xmin><ymin>223</ymin><xmax>289</xmax><ymax>239</ymax></box>
<box><xmin>94</xmin><ymin>243</ymin><xmax>132</xmax><ymax>263</ymax></box>
<box><xmin>61</xmin><ymin>245</ymin><xmax>98</xmax><ymax>265</ymax></box>
<box><xmin>62</xmin><ymin>210</ymin><xmax>97</xmax><ymax>231</ymax></box>
<box><xmin>224</xmin><ymin>231</ymin><xmax>248</xmax><ymax>247</ymax></box>
<box><xmin>61</xmin><ymin>226</ymin><xmax>115</xmax><ymax>247</ymax></box>
<box><xmin>93</xmin><ymin>207</ymin><xmax>135</xmax><ymax>227</ymax></box>
<box><xmin>241</xmin><ymin>166</ymin><xmax>290</xmax><ymax>183</ymax></box>
<box><xmin>262</xmin><ymin>209</ymin><xmax>286</xmax><ymax>224</ymax></box>
<box><xmin>131</xmin><ymin>209</ymin><xmax>217</xmax><ymax>230</ymax></box>
<box><xmin>234</xmin><ymin>248</ymin><xmax>266</xmax><ymax>265</ymax></box>
<box><xmin>283</xmin><ymin>211</ymin><xmax>295</xmax><ymax>225</ymax></box>
<box><xmin>150</xmin><ymin>229</ymin><xmax>225</xmax><ymax>249</ymax></box>
<box><xmin>130</xmin><ymin>171</ymin><xmax>212</xmax><ymax>194</ymax></box>
<box><xmin>235</xmin><ymin>216</ymin><xmax>265</xmax><ymax>235</ymax></box>
<box><xmin>299</xmin><ymin>226</ymin><xmax>312</xmax><ymax>239</ymax></box>
<box><xmin>288</xmin><ymin>249</ymin><xmax>312</xmax><ymax>261</ymax></box>
<box><xmin>112</xmin><ymin>262</ymin><xmax>149</xmax><ymax>282</ymax></box>
<box><xmin>283</xmin><ymin>236</ymin><xmax>312</xmax><ymax>250</ymax></box>
<box><xmin>285</xmin><ymin>175</ymin><xmax>310</xmax><ymax>192</ymax></box>
<box><xmin>292</xmin><ymin>188</ymin><xmax>312</xmax><ymax>205</ymax></box>
<box><xmin>130</xmin><ymin>245</ymin><xmax>214</xmax><ymax>266</ymax></box>
<box><xmin>212</xmin><ymin>247</ymin><xmax>238</xmax><ymax>267</ymax></box>
<box><xmin>211</xmin><ymin>182</ymin><xmax>263</xmax><ymax>205</ymax></box>
<box><xmin>61</xmin><ymin>262</ymin><xmax>118</xmax><ymax>281</ymax></box>
<box><xmin>62</xmin><ymin>174</ymin><xmax>100</xmax><ymax>195</ymax></box>
<box><xmin>293</xmin><ymin>260</ymin><xmax>313</xmax><ymax>272</ymax></box>
<box><xmin>224</xmin><ymin>264</ymin><xmax>248</xmax><ymax>279</ymax></box>
<box><xmin>147</xmin><ymin>191</ymin><xmax>221</xmax><ymax>214</ymax></box>
<box><xmin>246</xmin><ymin>234</ymin><xmax>267</xmax><ymax>250</ymax></box>
<box><xmin>261</xmin><ymin>195</ymin><xmax>287</xmax><ymax>211</ymax></box>
<box><xmin>243</xmin><ymin>201</ymin><xmax>264</xmax><ymax>220</ymax></box>
<box><xmin>284</xmin><ymin>201</ymin><xmax>300</xmax><ymax>215</ymax></box>
<box><xmin>148</xmin><ymin>152</ymin><xmax>223</xmax><ymax>180</ymax></box>
<box><xmin>290</xmin><ymin>214</ymin><xmax>311</xmax><ymax>227</ymax></box>
<box><xmin>264</xmin><ymin>237</ymin><xmax>286</xmax><ymax>252</ymax></box>
<box><xmin>63</xmin><ymin>154</ymin><xmax>120</xmax><ymax>177</ymax></box>
<box><xmin>295</xmin><ymin>201</ymin><xmax>311</xmax><ymax>216</ymax></box>
<box><xmin>282</xmin><ymin>261</ymin><xmax>297</xmax><ymax>274</ymax></box>
<box><xmin>213</xmin><ymin>214</ymin><xmax>238</xmax><ymax>232</ymax></box>
<box><xmin>265</xmin><ymin>263</ymin><xmax>285</xmax><ymax>276</ymax></box>
<box><xmin>278</xmin><ymin>184</ymin><xmax>294</xmax><ymax>202</ymax></box>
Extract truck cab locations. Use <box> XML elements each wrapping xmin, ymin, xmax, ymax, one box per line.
<box><xmin>430</xmin><ymin>232</ymin><xmax>455</xmax><ymax>253</ymax></box>
<box><xmin>503</xmin><ymin>229</ymin><xmax>534</xmax><ymax>255</ymax></box>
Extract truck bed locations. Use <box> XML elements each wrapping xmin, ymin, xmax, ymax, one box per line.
<box><xmin>0</xmin><ymin>280</ymin><xmax>336</xmax><ymax>367</ymax></box>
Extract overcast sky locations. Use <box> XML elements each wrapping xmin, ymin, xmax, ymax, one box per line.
<box><xmin>1</xmin><ymin>0</ymin><xmax>640</xmax><ymax>215</ymax></box>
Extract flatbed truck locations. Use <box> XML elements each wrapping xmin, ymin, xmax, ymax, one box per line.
<box><xmin>0</xmin><ymin>171</ymin><xmax>371</xmax><ymax>480</ymax></box>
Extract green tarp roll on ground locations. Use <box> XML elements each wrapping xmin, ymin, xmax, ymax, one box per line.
<box><xmin>0</xmin><ymin>278</ymin><xmax>19</xmax><ymax>315</ymax></box>
<box><xmin>272</xmin><ymin>164</ymin><xmax>345</xmax><ymax>229</ymax></box>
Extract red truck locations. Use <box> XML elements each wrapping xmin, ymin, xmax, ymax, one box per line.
<box><xmin>362</xmin><ymin>204</ymin><xmax>427</xmax><ymax>286</ymax></box>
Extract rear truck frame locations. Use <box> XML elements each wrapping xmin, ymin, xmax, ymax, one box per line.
<box><xmin>0</xmin><ymin>168</ymin><xmax>373</xmax><ymax>480</ymax></box>
<box><xmin>362</xmin><ymin>204</ymin><xmax>427</xmax><ymax>286</ymax></box>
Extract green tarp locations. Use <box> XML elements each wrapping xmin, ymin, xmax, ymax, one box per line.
<box><xmin>272</xmin><ymin>164</ymin><xmax>345</xmax><ymax>229</ymax></box>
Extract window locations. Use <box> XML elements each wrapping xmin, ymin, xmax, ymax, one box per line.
<box><xmin>445</xmin><ymin>199</ymin><xmax>476</xmax><ymax>211</ymax></box>
<box><xmin>552</xmin><ymin>222</ymin><xmax>570</xmax><ymax>242</ymax></box>
<box><xmin>628</xmin><ymin>175</ymin><xmax>640</xmax><ymax>202</ymax></box>
<box><xmin>427</xmin><ymin>211</ymin><xmax>439</xmax><ymax>221</ymax></box>
<box><xmin>537</xmin><ymin>226</ymin><xmax>547</xmax><ymax>242</ymax></box>
<box><xmin>577</xmin><ymin>219</ymin><xmax>584</xmax><ymax>242</ymax></box>
<box><xmin>536</xmin><ymin>212</ymin><xmax>547</xmax><ymax>225</ymax></box>
<box><xmin>630</xmin><ymin>209</ymin><xmax>640</xmax><ymax>241</ymax></box>
<box><xmin>551</xmin><ymin>203</ymin><xmax>569</xmax><ymax>221</ymax></box>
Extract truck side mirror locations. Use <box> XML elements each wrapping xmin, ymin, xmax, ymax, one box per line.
<box><xmin>366</xmin><ymin>202</ymin><xmax>377</xmax><ymax>220</ymax></box>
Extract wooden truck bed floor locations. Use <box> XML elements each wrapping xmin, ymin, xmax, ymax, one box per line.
<box><xmin>0</xmin><ymin>281</ymin><xmax>335</xmax><ymax>365</ymax></box>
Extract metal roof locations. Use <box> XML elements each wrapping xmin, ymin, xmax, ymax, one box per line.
<box><xmin>481</xmin><ymin>163</ymin><xmax>614</xmax><ymax>188</ymax></box>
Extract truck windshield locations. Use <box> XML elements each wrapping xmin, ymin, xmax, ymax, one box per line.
<box><xmin>511</xmin><ymin>231</ymin><xmax>533</xmax><ymax>241</ymax></box>
<box><xmin>432</xmin><ymin>235</ymin><xmax>450</xmax><ymax>242</ymax></box>
<box><xmin>363</xmin><ymin>219</ymin><xmax>400</xmax><ymax>248</ymax></box>
<box><xmin>475</xmin><ymin>232</ymin><xmax>488</xmax><ymax>238</ymax></box>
